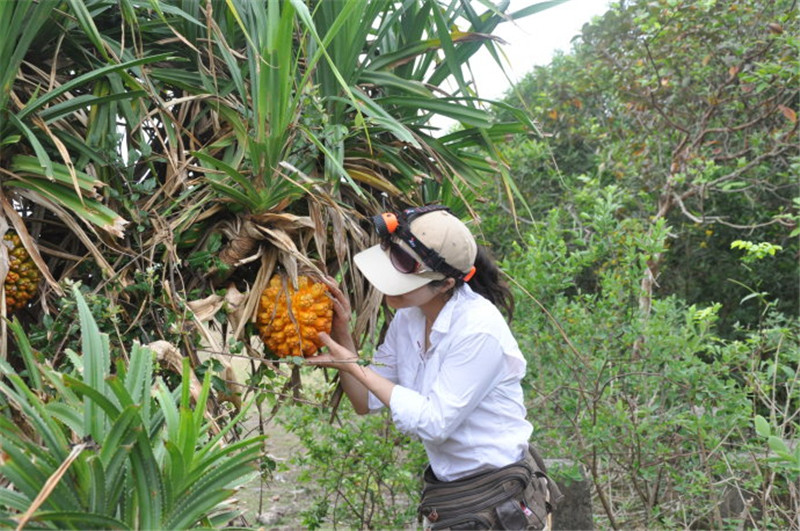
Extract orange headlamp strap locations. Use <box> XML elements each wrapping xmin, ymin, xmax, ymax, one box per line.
<box><xmin>462</xmin><ymin>266</ymin><xmax>477</xmax><ymax>282</ymax></box>
<box><xmin>372</xmin><ymin>205</ymin><xmax>476</xmax><ymax>283</ymax></box>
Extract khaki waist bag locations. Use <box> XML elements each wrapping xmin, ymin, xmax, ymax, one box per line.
<box><xmin>417</xmin><ymin>445</ymin><xmax>564</xmax><ymax>530</ymax></box>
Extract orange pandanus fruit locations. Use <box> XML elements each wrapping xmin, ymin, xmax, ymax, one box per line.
<box><xmin>257</xmin><ymin>275</ymin><xmax>333</xmax><ymax>358</ymax></box>
<box><xmin>3</xmin><ymin>232</ymin><xmax>41</xmax><ymax>312</ymax></box>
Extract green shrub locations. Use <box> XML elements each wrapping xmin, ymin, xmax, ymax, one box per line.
<box><xmin>0</xmin><ymin>284</ymin><xmax>265</xmax><ymax>529</ymax></box>
<box><xmin>509</xmin><ymin>196</ymin><xmax>800</xmax><ymax>528</ymax></box>
<box><xmin>278</xmin><ymin>400</ymin><xmax>427</xmax><ymax>530</ymax></box>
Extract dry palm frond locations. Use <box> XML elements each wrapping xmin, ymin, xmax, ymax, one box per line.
<box><xmin>1</xmin><ymin>0</ymin><xmax>537</xmax><ymax>417</ymax></box>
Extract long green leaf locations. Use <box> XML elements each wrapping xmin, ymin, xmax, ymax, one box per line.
<box><xmin>342</xmin><ymin>89</ymin><xmax>420</xmax><ymax>147</ymax></box>
<box><xmin>366</xmin><ymin>38</ymin><xmax>447</xmax><ymax>72</ymax></box>
<box><xmin>205</xmin><ymin>179</ymin><xmax>260</xmax><ymax>209</ymax></box>
<box><xmin>165</xmin><ymin>447</ymin><xmax>261</xmax><ymax>529</ymax></box>
<box><xmin>63</xmin><ymin>375</ymin><xmax>121</xmax><ymax>421</ymax></box>
<box><xmin>22</xmin><ymin>510</ymin><xmax>128</xmax><ymax>529</ymax></box>
<box><xmin>156</xmin><ymin>377</ymin><xmax>181</xmax><ymax>442</ymax></box>
<box><xmin>163</xmin><ymin>441</ymin><xmax>187</xmax><ymax>506</ymax></box>
<box><xmin>429</xmin><ymin>0</ymin><xmax>470</xmax><ymax>95</ymax></box>
<box><xmin>358</xmin><ymin>71</ymin><xmax>433</xmax><ymax>97</ymax></box>
<box><xmin>130</xmin><ymin>435</ymin><xmax>165</xmax><ymax>528</ymax></box>
<box><xmin>102</xmin><ymin>448</ymin><xmax>131</xmax><ymax>516</ymax></box>
<box><xmin>73</xmin><ymin>284</ymin><xmax>111</xmax><ymax>442</ymax></box>
<box><xmin>195</xmin><ymin>399</ymin><xmax>261</xmax><ymax>461</ymax></box>
<box><xmin>7</xmin><ymin>316</ymin><xmax>42</xmax><ymax>391</ymax></box>
<box><xmin>509</xmin><ymin>0</ymin><xmax>570</xmax><ymax>19</ymax></box>
<box><xmin>99</xmin><ymin>405</ymin><xmax>141</xmax><ymax>467</ymax></box>
<box><xmin>440</xmin><ymin>121</ymin><xmax>532</xmax><ymax>148</ymax></box>
<box><xmin>166</xmin><ymin>487</ymin><xmax>237</xmax><ymax>530</ymax></box>
<box><xmin>183</xmin><ymin>360</ymin><xmax>211</xmax><ymax>465</ymax></box>
<box><xmin>0</xmin><ymin>487</ymin><xmax>32</xmax><ymax>512</ymax></box>
<box><xmin>0</xmin><ymin>438</ymin><xmax>53</xmax><ymax>502</ymax></box>
<box><xmin>6</xmin><ymin>179</ymin><xmax>127</xmax><ymax>238</ymax></box>
<box><xmin>0</xmin><ymin>0</ymin><xmax>57</xmax><ymax>114</ymax></box>
<box><xmin>39</xmin><ymin>90</ymin><xmax>147</xmax><ymax>124</ymax></box>
<box><xmin>65</xmin><ymin>0</ymin><xmax>112</xmax><ymax>61</ymax></box>
<box><xmin>11</xmin><ymin>154</ymin><xmax>102</xmax><ymax>192</ymax></box>
<box><xmin>88</xmin><ymin>457</ymin><xmax>107</xmax><ymax>516</ymax></box>
<box><xmin>190</xmin><ymin>435</ymin><xmax>266</xmax><ymax>484</ymax></box>
<box><xmin>0</xmin><ymin>375</ymin><xmax>70</xmax><ymax>463</ymax></box>
<box><xmin>193</xmin><ymin>152</ymin><xmax>259</xmax><ymax>198</ymax></box>
<box><xmin>7</xmin><ymin>113</ymin><xmax>54</xmax><ymax>178</ymax></box>
<box><xmin>178</xmin><ymin>405</ymin><xmax>199</xmax><ymax>475</ymax></box>
<box><xmin>16</xmin><ymin>53</ymin><xmax>175</xmax><ymax>121</ymax></box>
<box><xmin>45</xmin><ymin>402</ymin><xmax>83</xmax><ymax>436</ymax></box>
<box><xmin>378</xmin><ymin>96</ymin><xmax>493</xmax><ymax>127</ymax></box>
<box><xmin>0</xmin><ymin>436</ymin><xmax>83</xmax><ymax>512</ymax></box>
<box><xmin>125</xmin><ymin>343</ymin><xmax>153</xmax><ymax>429</ymax></box>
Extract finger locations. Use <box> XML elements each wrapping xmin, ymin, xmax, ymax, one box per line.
<box><xmin>305</xmin><ymin>354</ymin><xmax>333</xmax><ymax>365</ymax></box>
<box><xmin>332</xmin><ymin>302</ymin><xmax>352</xmax><ymax>323</ymax></box>
<box><xmin>323</xmin><ymin>278</ymin><xmax>350</xmax><ymax>306</ymax></box>
<box><xmin>318</xmin><ymin>331</ymin><xmax>334</xmax><ymax>346</ymax></box>
<box><xmin>331</xmin><ymin>297</ymin><xmax>346</xmax><ymax>311</ymax></box>
<box><xmin>318</xmin><ymin>333</ymin><xmax>354</xmax><ymax>360</ymax></box>
<box><xmin>321</xmin><ymin>275</ymin><xmax>341</xmax><ymax>293</ymax></box>
<box><xmin>335</xmin><ymin>291</ymin><xmax>352</xmax><ymax>313</ymax></box>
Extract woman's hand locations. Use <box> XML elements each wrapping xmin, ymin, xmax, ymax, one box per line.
<box><xmin>307</xmin><ymin>332</ymin><xmax>375</xmax><ymax>413</ymax></box>
<box><xmin>308</xmin><ymin>276</ymin><xmax>359</xmax><ymax>373</ymax></box>
<box><xmin>308</xmin><ymin>276</ymin><xmax>387</xmax><ymax>413</ymax></box>
<box><xmin>306</xmin><ymin>332</ymin><xmax>359</xmax><ymax>375</ymax></box>
<box><xmin>321</xmin><ymin>276</ymin><xmax>353</xmax><ymax>346</ymax></box>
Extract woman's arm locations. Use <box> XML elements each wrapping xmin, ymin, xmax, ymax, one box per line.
<box><xmin>313</xmin><ymin>332</ymin><xmax>395</xmax><ymax>413</ymax></box>
<box><xmin>391</xmin><ymin>333</ymin><xmax>505</xmax><ymax>443</ymax></box>
<box><xmin>309</xmin><ymin>278</ymin><xmax>395</xmax><ymax>414</ymax></box>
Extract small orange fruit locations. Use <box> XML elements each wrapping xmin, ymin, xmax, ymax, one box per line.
<box><xmin>3</xmin><ymin>232</ymin><xmax>41</xmax><ymax>312</ymax></box>
<box><xmin>257</xmin><ymin>275</ymin><xmax>333</xmax><ymax>358</ymax></box>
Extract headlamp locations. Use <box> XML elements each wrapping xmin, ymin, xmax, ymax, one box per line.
<box><xmin>370</xmin><ymin>205</ymin><xmax>475</xmax><ymax>282</ymax></box>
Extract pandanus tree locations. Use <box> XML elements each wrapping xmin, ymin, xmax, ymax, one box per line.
<box><xmin>177</xmin><ymin>0</ymin><xmax>545</xmax><ymax>348</ymax></box>
<box><xmin>1</xmin><ymin>0</ymin><xmax>552</xmax><ymax>357</ymax></box>
<box><xmin>1</xmin><ymin>0</ymin><xmax>569</xmax><ymax>525</ymax></box>
<box><xmin>0</xmin><ymin>0</ymin><xmax>569</xmax><ymax>414</ymax></box>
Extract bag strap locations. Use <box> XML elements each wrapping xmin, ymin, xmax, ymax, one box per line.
<box><xmin>418</xmin><ymin>461</ymin><xmax>534</xmax><ymax>523</ymax></box>
<box><xmin>528</xmin><ymin>444</ymin><xmax>565</xmax><ymax>508</ymax></box>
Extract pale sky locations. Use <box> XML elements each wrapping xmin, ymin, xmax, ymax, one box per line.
<box><xmin>471</xmin><ymin>0</ymin><xmax>614</xmax><ymax>100</ymax></box>
<box><xmin>432</xmin><ymin>0</ymin><xmax>612</xmax><ymax>132</ymax></box>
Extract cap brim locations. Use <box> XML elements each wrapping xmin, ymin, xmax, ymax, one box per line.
<box><xmin>354</xmin><ymin>244</ymin><xmax>443</xmax><ymax>296</ymax></box>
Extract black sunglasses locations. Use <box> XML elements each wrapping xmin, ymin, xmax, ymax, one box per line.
<box><xmin>381</xmin><ymin>239</ymin><xmax>430</xmax><ymax>274</ymax></box>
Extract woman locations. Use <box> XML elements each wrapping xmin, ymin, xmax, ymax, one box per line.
<box><xmin>309</xmin><ymin>206</ymin><xmax>561</xmax><ymax>529</ymax></box>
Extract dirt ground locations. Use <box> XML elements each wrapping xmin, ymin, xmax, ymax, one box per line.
<box><xmin>237</xmin><ymin>417</ymin><xmax>316</xmax><ymax>529</ymax></box>
<box><xmin>220</xmin><ymin>349</ymin><xmax>324</xmax><ymax>529</ymax></box>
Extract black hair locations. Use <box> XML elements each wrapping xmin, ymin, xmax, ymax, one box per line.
<box><xmin>430</xmin><ymin>246</ymin><xmax>515</xmax><ymax>322</ymax></box>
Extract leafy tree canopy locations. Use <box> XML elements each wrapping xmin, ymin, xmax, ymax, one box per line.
<box><xmin>493</xmin><ymin>0</ymin><xmax>799</xmax><ymax>332</ymax></box>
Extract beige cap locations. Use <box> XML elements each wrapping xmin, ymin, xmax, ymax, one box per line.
<box><xmin>354</xmin><ymin>210</ymin><xmax>477</xmax><ymax>296</ymax></box>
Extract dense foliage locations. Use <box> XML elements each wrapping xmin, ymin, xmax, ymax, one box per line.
<box><xmin>493</xmin><ymin>0</ymin><xmax>798</xmax><ymax>333</ymax></box>
<box><xmin>1</xmin><ymin>0</ymin><xmax>798</xmax><ymax>528</ymax></box>
<box><xmin>0</xmin><ymin>0</ymin><xmax>555</xmax><ymax>528</ymax></box>
<box><xmin>0</xmin><ymin>285</ymin><xmax>265</xmax><ymax>528</ymax></box>
<box><xmin>0</xmin><ymin>0</ymin><xmax>540</xmax><ymax>358</ymax></box>
<box><xmin>479</xmin><ymin>0</ymin><xmax>800</xmax><ymax>527</ymax></box>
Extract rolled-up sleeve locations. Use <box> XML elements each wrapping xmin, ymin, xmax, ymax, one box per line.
<box><xmin>389</xmin><ymin>333</ymin><xmax>504</xmax><ymax>444</ymax></box>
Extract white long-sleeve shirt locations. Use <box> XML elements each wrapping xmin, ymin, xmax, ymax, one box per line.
<box><xmin>367</xmin><ymin>284</ymin><xmax>533</xmax><ymax>481</ymax></box>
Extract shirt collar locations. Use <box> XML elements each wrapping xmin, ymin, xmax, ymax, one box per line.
<box><xmin>429</xmin><ymin>284</ymin><xmax>476</xmax><ymax>340</ymax></box>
